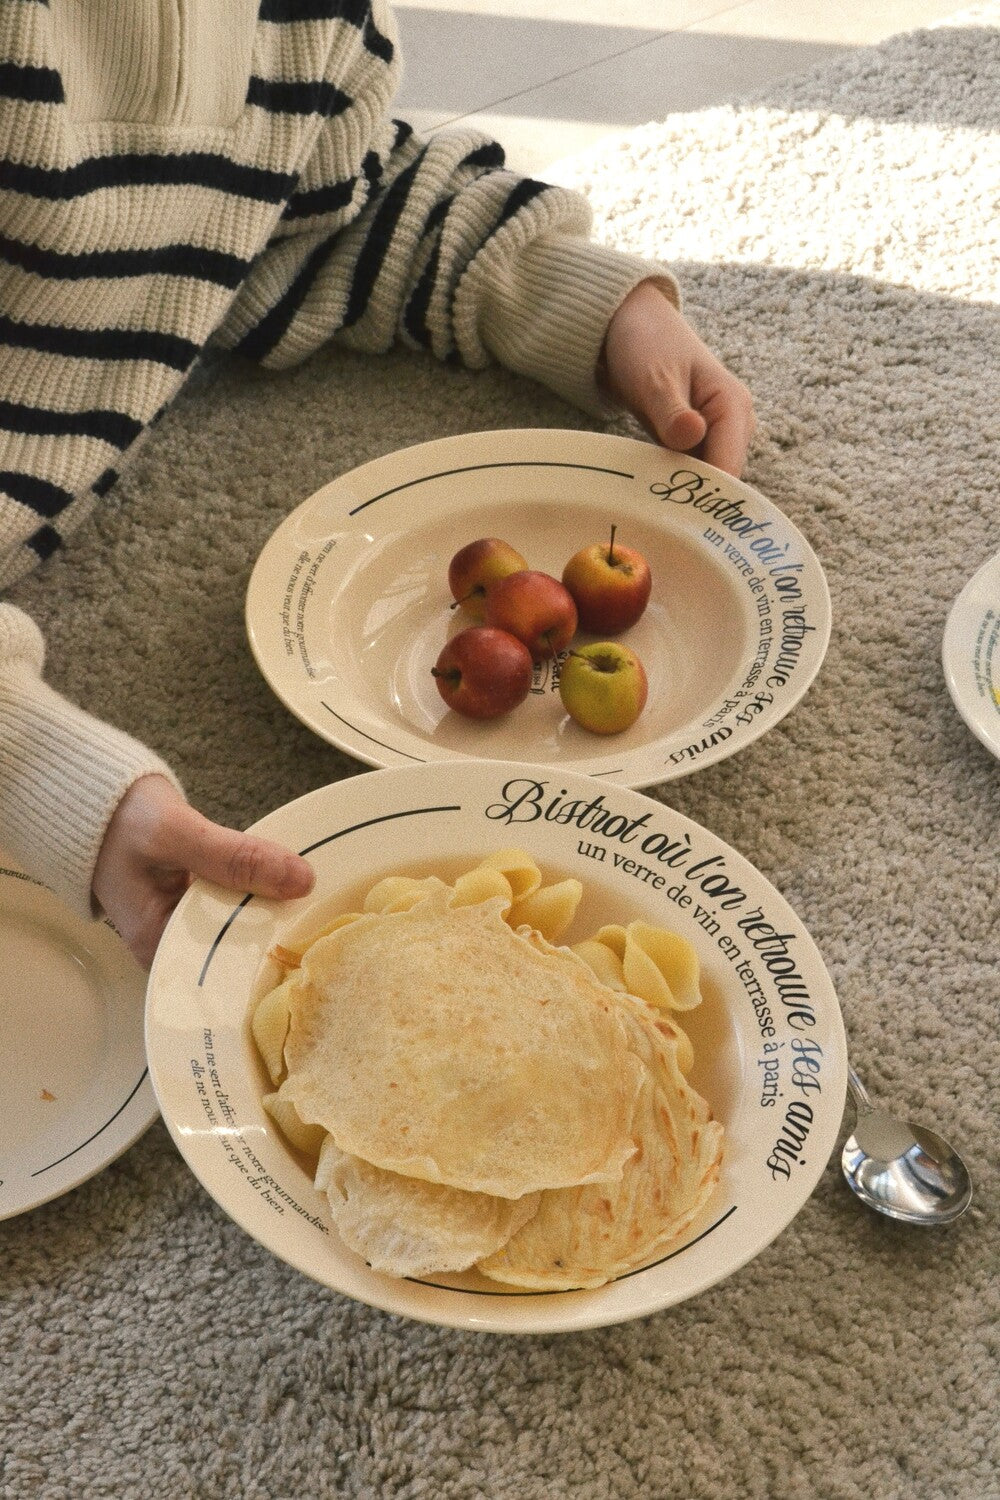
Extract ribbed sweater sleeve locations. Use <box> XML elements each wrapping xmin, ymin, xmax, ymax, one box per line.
<box><xmin>216</xmin><ymin>120</ymin><xmax>680</xmax><ymax>417</ymax></box>
<box><xmin>0</xmin><ymin>603</ymin><xmax>181</xmax><ymax>915</ymax></box>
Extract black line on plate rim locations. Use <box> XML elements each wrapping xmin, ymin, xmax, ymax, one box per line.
<box><xmin>30</xmin><ymin>1068</ymin><xmax>150</xmax><ymax>1176</ymax></box>
<box><xmin>320</xmin><ymin>702</ymin><xmax>427</xmax><ymax>762</ymax></box>
<box><xmin>197</xmin><ymin>804</ymin><xmax>462</xmax><ymax>985</ymax></box>
<box><xmin>198</xmin><ymin>892</ymin><xmax>254</xmax><ymax>987</ymax></box>
<box><xmin>323</xmin><ymin>704</ymin><xmax>624</xmax><ymax>778</ymax></box>
<box><xmin>347</xmin><ymin>461</ymin><xmax>636</xmax><ymax>515</ymax></box>
<box><xmin>407</xmin><ymin>1204</ymin><xmax>739</xmax><ymax>1296</ymax></box>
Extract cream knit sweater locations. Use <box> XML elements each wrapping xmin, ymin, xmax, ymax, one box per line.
<box><xmin>0</xmin><ymin>0</ymin><xmax>678</xmax><ymax>916</ymax></box>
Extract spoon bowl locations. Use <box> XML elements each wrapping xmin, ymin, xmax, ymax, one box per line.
<box><xmin>841</xmin><ymin>1067</ymin><xmax>973</xmax><ymax>1225</ymax></box>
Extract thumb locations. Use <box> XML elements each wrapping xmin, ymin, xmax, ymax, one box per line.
<box><xmin>169</xmin><ymin>804</ymin><xmax>315</xmax><ymax>899</ymax></box>
<box><xmin>649</xmin><ymin>401</ymin><xmax>708</xmax><ymax>454</ymax></box>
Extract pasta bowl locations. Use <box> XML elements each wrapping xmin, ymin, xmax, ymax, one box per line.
<box><xmin>146</xmin><ymin>761</ymin><xmax>847</xmax><ymax>1333</ymax></box>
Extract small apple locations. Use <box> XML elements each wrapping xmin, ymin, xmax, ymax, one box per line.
<box><xmin>483</xmin><ymin>570</ymin><xmax>578</xmax><ymax>661</ymax></box>
<box><xmin>558</xmin><ymin>641</ymin><xmax>648</xmax><ymax>734</ymax></box>
<box><xmin>431</xmin><ymin>626</ymin><xmax>533</xmax><ymax>719</ymax></box>
<box><xmin>562</xmin><ymin>526</ymin><xmax>652</xmax><ymax>635</ymax></box>
<box><xmin>448</xmin><ymin>537</ymin><xmax>529</xmax><ymax>622</ymax></box>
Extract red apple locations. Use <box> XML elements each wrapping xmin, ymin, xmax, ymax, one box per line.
<box><xmin>431</xmin><ymin>626</ymin><xmax>533</xmax><ymax>719</ymax></box>
<box><xmin>483</xmin><ymin>570</ymin><xmax>578</xmax><ymax>661</ymax></box>
<box><xmin>448</xmin><ymin>537</ymin><xmax>529</xmax><ymax>622</ymax></box>
<box><xmin>562</xmin><ymin>526</ymin><xmax>652</xmax><ymax>635</ymax></box>
<box><xmin>558</xmin><ymin>641</ymin><xmax>648</xmax><ymax>734</ymax></box>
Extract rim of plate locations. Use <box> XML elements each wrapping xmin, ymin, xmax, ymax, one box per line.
<box><xmin>245</xmin><ymin>430</ymin><xmax>831</xmax><ymax>789</ymax></box>
<box><xmin>0</xmin><ymin>861</ymin><xmax>156</xmax><ymax>1222</ymax></box>
<box><xmin>145</xmin><ymin>761</ymin><xmax>847</xmax><ymax>1334</ymax></box>
<box><xmin>942</xmin><ymin>549</ymin><xmax>1000</xmax><ymax>760</ymax></box>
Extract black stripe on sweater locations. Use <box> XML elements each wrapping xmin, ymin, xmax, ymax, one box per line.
<box><xmin>363</xmin><ymin>14</ymin><xmax>394</xmax><ymax>65</ymax></box>
<box><xmin>11</xmin><ymin>448</ymin><xmax>119</xmax><ymax>564</ymax></box>
<box><xmin>232</xmin><ymin>235</ymin><xmax>335</xmax><ymax>360</ymax></box>
<box><xmin>422</xmin><ymin>194</ymin><xmax>453</xmax><ymax>240</ymax></box>
<box><xmin>0</xmin><ymin>61</ymin><xmax>63</xmax><ymax>103</ymax></box>
<box><xmin>281</xmin><ymin>147</ymin><xmax>384</xmax><ymax>221</ymax></box>
<box><xmin>340</xmin><ymin>148</ymin><xmax>428</xmax><ymax>329</ymax></box>
<box><xmin>0</xmin><ymin>400</ymin><xmax>142</xmax><ymax>449</ymax></box>
<box><xmin>462</xmin><ymin>141</ymin><xmax>506</xmax><ymax>173</ymax></box>
<box><xmin>363</xmin><ymin>148</ymin><xmax>386</xmax><ymax>194</ymax></box>
<box><xmin>0</xmin><ymin>470</ymin><xmax>74</xmax><ymax>518</ymax></box>
<box><xmin>0</xmin><ymin>234</ymin><xmax>251</xmax><ymax>288</ymax></box>
<box><xmin>27</xmin><ymin>524</ymin><xmax>62</xmax><ymax>562</ymax></box>
<box><xmin>0</xmin><ymin>315</ymin><xmax>199</xmax><ymax>371</ymax></box>
<box><xmin>401</xmin><ymin>180</ymin><xmax>465</xmax><ymax>351</ymax></box>
<box><xmin>2</xmin><ymin>152</ymin><xmax>295</xmax><ymax>203</ymax></box>
<box><xmin>402</xmin><ymin>238</ymin><xmax>443</xmax><ymax>351</ymax></box>
<box><xmin>259</xmin><ymin>0</ymin><xmax>371</xmax><ymax>23</ymax></box>
<box><xmin>246</xmin><ymin>76</ymin><xmax>352</xmax><ymax>117</ymax></box>
<box><xmin>281</xmin><ymin>173</ymin><xmax>357</xmax><ymax>221</ymax></box>
<box><xmin>492</xmin><ymin>177</ymin><xmax>550</xmax><ymax>233</ymax></box>
<box><xmin>93</xmin><ymin>467</ymin><xmax>119</xmax><ymax>496</ymax></box>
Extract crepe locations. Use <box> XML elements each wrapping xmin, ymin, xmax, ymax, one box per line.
<box><xmin>476</xmin><ymin>996</ymin><xmax>723</xmax><ymax>1289</ymax></box>
<box><xmin>314</xmin><ymin>1136</ymin><xmax>540</xmax><ymax>1277</ymax></box>
<box><xmin>277</xmin><ymin>883</ymin><xmax>644</xmax><ymax>1198</ymax></box>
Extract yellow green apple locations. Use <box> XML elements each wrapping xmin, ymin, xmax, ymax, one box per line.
<box><xmin>558</xmin><ymin>641</ymin><xmax>648</xmax><ymax>734</ymax></box>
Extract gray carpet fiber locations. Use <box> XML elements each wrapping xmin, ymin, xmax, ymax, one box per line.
<box><xmin>3</xmin><ymin>7</ymin><xmax>998</xmax><ymax>1498</ymax></box>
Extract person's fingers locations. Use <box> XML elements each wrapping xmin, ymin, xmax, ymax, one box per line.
<box><xmin>158</xmin><ymin>801</ymin><xmax>315</xmax><ymax>899</ymax></box>
<box><xmin>698</xmin><ymin>412</ymin><xmax>749</xmax><ymax>477</ymax></box>
<box><xmin>126</xmin><ymin>891</ymin><xmax>182</xmax><ymax>970</ymax></box>
<box><xmin>98</xmin><ymin>880</ymin><xmax>186</xmax><ymax>970</ymax></box>
<box><xmin>694</xmin><ymin>382</ymin><xmax>756</xmax><ymax>477</ymax></box>
<box><xmin>617</xmin><ymin>354</ymin><xmax>709</xmax><ymax>455</ymax></box>
<box><xmin>649</xmin><ymin>401</ymin><xmax>708</xmax><ymax>454</ymax></box>
<box><xmin>602</xmin><ymin>282</ymin><xmax>755</xmax><ymax>475</ymax></box>
<box><xmin>92</xmin><ymin>777</ymin><xmax>315</xmax><ymax>970</ymax></box>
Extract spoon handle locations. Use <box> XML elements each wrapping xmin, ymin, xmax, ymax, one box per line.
<box><xmin>846</xmin><ymin>1065</ymin><xmax>874</xmax><ymax>1115</ymax></box>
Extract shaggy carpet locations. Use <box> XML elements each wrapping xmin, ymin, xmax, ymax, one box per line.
<box><xmin>3</xmin><ymin>6</ymin><xmax>998</xmax><ymax>1498</ymax></box>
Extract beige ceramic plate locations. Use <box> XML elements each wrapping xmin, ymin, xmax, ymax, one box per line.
<box><xmin>246</xmin><ymin>430</ymin><xmax>830</xmax><ymax>787</ymax></box>
<box><xmin>146</xmin><ymin>762</ymin><xmax>847</xmax><ymax>1334</ymax></box>
<box><xmin>942</xmin><ymin>550</ymin><xmax>1000</xmax><ymax>759</ymax></box>
<box><xmin>0</xmin><ymin>857</ymin><xmax>155</xmax><ymax>1220</ymax></box>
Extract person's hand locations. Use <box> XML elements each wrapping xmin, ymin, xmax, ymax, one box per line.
<box><xmin>92</xmin><ymin>774</ymin><xmax>315</xmax><ymax>969</ymax></box>
<box><xmin>601</xmin><ymin>281</ymin><xmax>755</xmax><ymax>477</ymax></box>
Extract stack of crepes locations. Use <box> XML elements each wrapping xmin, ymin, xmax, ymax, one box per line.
<box><xmin>250</xmin><ymin>851</ymin><xmax>724</xmax><ymax>1291</ymax></box>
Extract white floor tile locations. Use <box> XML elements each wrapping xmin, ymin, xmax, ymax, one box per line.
<box><xmin>392</xmin><ymin>0</ymin><xmax>739</xmax><ymax>29</ymax></box>
<box><xmin>393</xmin><ymin>7</ymin><xmax>654</xmax><ymax>120</ymax></box>
<box><xmin>688</xmin><ymin>0</ymin><xmax>970</xmax><ymax>45</ymax></box>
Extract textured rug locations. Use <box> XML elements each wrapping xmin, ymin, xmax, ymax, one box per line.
<box><xmin>3</xmin><ymin>7</ymin><xmax>998</xmax><ymax>1498</ymax></box>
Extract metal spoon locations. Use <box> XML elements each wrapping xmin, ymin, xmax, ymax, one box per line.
<box><xmin>841</xmin><ymin>1066</ymin><xmax>973</xmax><ymax>1225</ymax></box>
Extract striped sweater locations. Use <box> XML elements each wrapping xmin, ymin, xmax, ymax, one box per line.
<box><xmin>0</xmin><ymin>0</ymin><xmax>678</xmax><ymax>915</ymax></box>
